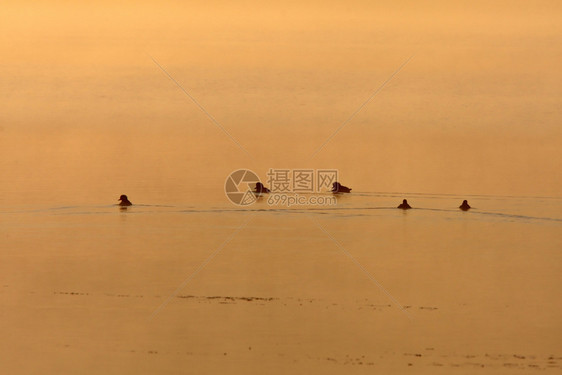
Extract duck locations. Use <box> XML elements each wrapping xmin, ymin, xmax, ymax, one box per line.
<box><xmin>254</xmin><ymin>182</ymin><xmax>271</xmax><ymax>194</ymax></box>
<box><xmin>397</xmin><ymin>199</ymin><xmax>411</xmax><ymax>209</ymax></box>
<box><xmin>118</xmin><ymin>194</ymin><xmax>132</xmax><ymax>206</ymax></box>
<box><xmin>459</xmin><ymin>199</ymin><xmax>471</xmax><ymax>211</ymax></box>
<box><xmin>331</xmin><ymin>182</ymin><xmax>352</xmax><ymax>193</ymax></box>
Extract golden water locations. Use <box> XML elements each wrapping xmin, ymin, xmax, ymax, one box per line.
<box><xmin>1</xmin><ymin>1</ymin><xmax>561</xmax><ymax>373</ymax></box>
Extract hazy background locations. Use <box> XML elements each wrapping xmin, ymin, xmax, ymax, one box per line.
<box><xmin>1</xmin><ymin>2</ymin><xmax>561</xmax><ymax>373</ymax></box>
<box><xmin>1</xmin><ymin>0</ymin><xmax>560</xmax><ymax>209</ymax></box>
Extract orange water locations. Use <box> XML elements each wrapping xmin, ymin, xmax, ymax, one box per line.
<box><xmin>1</xmin><ymin>1</ymin><xmax>561</xmax><ymax>373</ymax></box>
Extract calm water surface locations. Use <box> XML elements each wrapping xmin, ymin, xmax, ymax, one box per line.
<box><xmin>1</xmin><ymin>193</ymin><xmax>560</xmax><ymax>373</ymax></box>
<box><xmin>1</xmin><ymin>1</ymin><xmax>561</xmax><ymax>373</ymax></box>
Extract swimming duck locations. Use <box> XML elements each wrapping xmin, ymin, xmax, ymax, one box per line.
<box><xmin>397</xmin><ymin>199</ymin><xmax>411</xmax><ymax>209</ymax></box>
<box><xmin>331</xmin><ymin>182</ymin><xmax>352</xmax><ymax>193</ymax></box>
<box><xmin>254</xmin><ymin>182</ymin><xmax>271</xmax><ymax>194</ymax></box>
<box><xmin>459</xmin><ymin>200</ymin><xmax>471</xmax><ymax>211</ymax></box>
<box><xmin>118</xmin><ymin>194</ymin><xmax>132</xmax><ymax>206</ymax></box>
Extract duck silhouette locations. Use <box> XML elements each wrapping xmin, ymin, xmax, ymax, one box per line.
<box><xmin>397</xmin><ymin>199</ymin><xmax>411</xmax><ymax>209</ymax></box>
<box><xmin>118</xmin><ymin>195</ymin><xmax>132</xmax><ymax>206</ymax></box>
<box><xmin>254</xmin><ymin>182</ymin><xmax>271</xmax><ymax>194</ymax></box>
<box><xmin>331</xmin><ymin>182</ymin><xmax>352</xmax><ymax>193</ymax></box>
<box><xmin>459</xmin><ymin>200</ymin><xmax>471</xmax><ymax>211</ymax></box>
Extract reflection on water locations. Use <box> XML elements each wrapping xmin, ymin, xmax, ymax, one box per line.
<box><xmin>1</xmin><ymin>1</ymin><xmax>561</xmax><ymax>373</ymax></box>
<box><xmin>1</xmin><ymin>194</ymin><xmax>560</xmax><ymax>373</ymax></box>
<box><xmin>3</xmin><ymin>193</ymin><xmax>561</xmax><ymax>223</ymax></box>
